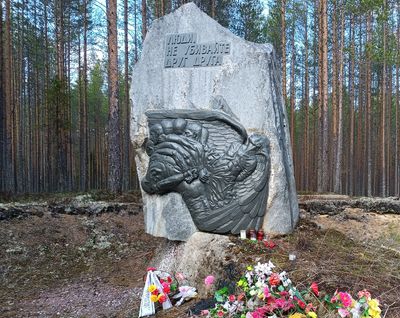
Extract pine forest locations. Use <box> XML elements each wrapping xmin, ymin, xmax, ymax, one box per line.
<box><xmin>0</xmin><ymin>0</ymin><xmax>399</xmax><ymax>197</ymax></box>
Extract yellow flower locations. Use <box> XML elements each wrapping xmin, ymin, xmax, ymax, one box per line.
<box><xmin>307</xmin><ymin>312</ymin><xmax>317</xmax><ymax>318</ymax></box>
<box><xmin>289</xmin><ymin>313</ymin><xmax>306</xmax><ymax>318</ymax></box>
<box><xmin>148</xmin><ymin>284</ymin><xmax>157</xmax><ymax>293</ymax></box>
<box><xmin>368</xmin><ymin>299</ymin><xmax>380</xmax><ymax>311</ymax></box>
<box><xmin>247</xmin><ymin>265</ymin><xmax>253</xmax><ymax>271</ymax></box>
<box><xmin>257</xmin><ymin>292</ymin><xmax>264</xmax><ymax>299</ymax></box>
<box><xmin>150</xmin><ymin>294</ymin><xmax>158</xmax><ymax>302</ymax></box>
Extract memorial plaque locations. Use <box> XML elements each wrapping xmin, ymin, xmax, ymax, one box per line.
<box><xmin>130</xmin><ymin>3</ymin><xmax>299</xmax><ymax>241</ymax></box>
<box><xmin>164</xmin><ymin>33</ymin><xmax>231</xmax><ymax>68</ymax></box>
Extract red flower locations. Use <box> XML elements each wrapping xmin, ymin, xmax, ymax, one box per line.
<box><xmin>228</xmin><ymin>294</ymin><xmax>236</xmax><ymax>302</ymax></box>
<box><xmin>167</xmin><ymin>276</ymin><xmax>172</xmax><ymax>283</ymax></box>
<box><xmin>269</xmin><ymin>273</ymin><xmax>280</xmax><ymax>286</ymax></box>
<box><xmin>310</xmin><ymin>282</ymin><xmax>319</xmax><ymax>297</ymax></box>
<box><xmin>280</xmin><ymin>291</ymin><xmax>289</xmax><ymax>298</ymax></box>
<box><xmin>217</xmin><ymin>310</ymin><xmax>224</xmax><ymax>317</ymax></box>
<box><xmin>297</xmin><ymin>299</ymin><xmax>306</xmax><ymax>309</ymax></box>
<box><xmin>151</xmin><ymin>289</ymin><xmax>159</xmax><ymax>296</ymax></box>
<box><xmin>147</xmin><ymin>267</ymin><xmax>156</xmax><ymax>272</ymax></box>
<box><xmin>157</xmin><ymin>293</ymin><xmax>167</xmax><ymax>303</ymax></box>
<box><xmin>237</xmin><ymin>293</ymin><xmax>245</xmax><ymax>301</ymax></box>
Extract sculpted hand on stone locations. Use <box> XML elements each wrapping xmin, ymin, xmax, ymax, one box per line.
<box><xmin>141</xmin><ymin>109</ymin><xmax>271</xmax><ymax>234</ymax></box>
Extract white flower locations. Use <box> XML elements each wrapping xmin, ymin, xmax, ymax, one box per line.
<box><xmin>254</xmin><ymin>261</ymin><xmax>275</xmax><ymax>277</ymax></box>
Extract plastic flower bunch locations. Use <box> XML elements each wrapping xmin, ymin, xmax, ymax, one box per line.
<box><xmin>328</xmin><ymin>289</ymin><xmax>381</xmax><ymax>318</ymax></box>
<box><xmin>236</xmin><ymin>262</ymin><xmax>320</xmax><ymax>318</ymax></box>
<box><xmin>147</xmin><ymin>272</ymin><xmax>177</xmax><ymax>305</ymax></box>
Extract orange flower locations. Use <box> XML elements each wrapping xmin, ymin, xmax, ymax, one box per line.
<box><xmin>269</xmin><ymin>273</ymin><xmax>280</xmax><ymax>286</ymax></box>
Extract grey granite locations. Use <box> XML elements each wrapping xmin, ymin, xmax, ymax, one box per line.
<box><xmin>130</xmin><ymin>2</ymin><xmax>299</xmax><ymax>241</ymax></box>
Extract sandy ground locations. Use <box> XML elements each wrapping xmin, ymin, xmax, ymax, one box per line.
<box><xmin>0</xmin><ymin>195</ymin><xmax>399</xmax><ymax>318</ymax></box>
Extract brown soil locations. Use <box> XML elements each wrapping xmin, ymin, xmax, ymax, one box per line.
<box><xmin>0</xmin><ymin>194</ymin><xmax>399</xmax><ymax>318</ymax></box>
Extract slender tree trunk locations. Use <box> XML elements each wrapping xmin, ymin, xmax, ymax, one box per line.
<box><xmin>318</xmin><ymin>0</ymin><xmax>328</xmax><ymax>192</ymax></box>
<box><xmin>80</xmin><ymin>0</ymin><xmax>88</xmax><ymax>191</ymax></box>
<box><xmin>331</xmin><ymin>0</ymin><xmax>338</xmax><ymax>191</ymax></box>
<box><xmin>0</xmin><ymin>0</ymin><xmax>4</xmax><ymax>192</ymax></box>
<box><xmin>396</xmin><ymin>6</ymin><xmax>400</xmax><ymax>196</ymax></box>
<box><xmin>381</xmin><ymin>2</ymin><xmax>387</xmax><ymax>197</ymax></box>
<box><xmin>304</xmin><ymin>3</ymin><xmax>309</xmax><ymax>190</ymax></box>
<box><xmin>4</xmin><ymin>0</ymin><xmax>14</xmax><ymax>191</ymax></box>
<box><xmin>142</xmin><ymin>0</ymin><xmax>147</xmax><ymax>40</ymax></box>
<box><xmin>123</xmin><ymin>0</ymin><xmax>131</xmax><ymax>190</ymax></box>
<box><xmin>281</xmin><ymin>0</ymin><xmax>286</xmax><ymax>108</ymax></box>
<box><xmin>334</xmin><ymin>1</ymin><xmax>344</xmax><ymax>193</ymax></box>
<box><xmin>290</xmin><ymin>18</ymin><xmax>295</xmax><ymax>172</ymax></box>
<box><xmin>366</xmin><ymin>13</ymin><xmax>372</xmax><ymax>196</ymax></box>
<box><xmin>107</xmin><ymin>0</ymin><xmax>122</xmax><ymax>193</ymax></box>
<box><xmin>348</xmin><ymin>15</ymin><xmax>355</xmax><ymax>196</ymax></box>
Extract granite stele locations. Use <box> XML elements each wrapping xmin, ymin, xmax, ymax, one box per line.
<box><xmin>130</xmin><ymin>2</ymin><xmax>299</xmax><ymax>241</ymax></box>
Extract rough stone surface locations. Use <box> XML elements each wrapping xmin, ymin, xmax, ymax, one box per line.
<box><xmin>150</xmin><ymin>232</ymin><xmax>232</xmax><ymax>297</ymax></box>
<box><xmin>130</xmin><ymin>3</ymin><xmax>299</xmax><ymax>241</ymax></box>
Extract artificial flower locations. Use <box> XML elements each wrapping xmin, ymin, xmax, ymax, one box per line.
<box><xmin>217</xmin><ymin>310</ymin><xmax>224</xmax><ymax>317</ymax></box>
<box><xmin>307</xmin><ymin>312</ymin><xmax>317</xmax><ymax>318</ymax></box>
<box><xmin>310</xmin><ymin>282</ymin><xmax>319</xmax><ymax>296</ymax></box>
<box><xmin>269</xmin><ymin>273</ymin><xmax>280</xmax><ymax>286</ymax></box>
<box><xmin>147</xmin><ymin>267</ymin><xmax>156</xmax><ymax>271</ymax></box>
<box><xmin>157</xmin><ymin>293</ymin><xmax>167</xmax><ymax>303</ymax></box>
<box><xmin>205</xmin><ymin>275</ymin><xmax>215</xmax><ymax>286</ymax></box>
<box><xmin>148</xmin><ymin>284</ymin><xmax>157</xmax><ymax>293</ymax></box>
<box><xmin>228</xmin><ymin>294</ymin><xmax>236</xmax><ymax>302</ymax></box>
<box><xmin>150</xmin><ymin>294</ymin><xmax>158</xmax><ymax>302</ymax></box>
<box><xmin>297</xmin><ymin>299</ymin><xmax>306</xmax><ymax>309</ymax></box>
<box><xmin>338</xmin><ymin>308</ymin><xmax>350</xmax><ymax>317</ymax></box>
<box><xmin>264</xmin><ymin>286</ymin><xmax>270</xmax><ymax>298</ymax></box>
<box><xmin>200</xmin><ymin>309</ymin><xmax>209</xmax><ymax>316</ymax></box>
<box><xmin>289</xmin><ymin>313</ymin><xmax>306</xmax><ymax>318</ymax></box>
<box><xmin>357</xmin><ymin>289</ymin><xmax>371</xmax><ymax>300</ymax></box>
<box><xmin>339</xmin><ymin>292</ymin><xmax>353</xmax><ymax>307</ymax></box>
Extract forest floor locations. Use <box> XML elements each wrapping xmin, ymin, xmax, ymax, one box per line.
<box><xmin>0</xmin><ymin>193</ymin><xmax>400</xmax><ymax>318</ymax></box>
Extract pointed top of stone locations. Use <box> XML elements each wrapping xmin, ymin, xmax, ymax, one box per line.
<box><xmin>131</xmin><ymin>2</ymin><xmax>298</xmax><ymax>241</ymax></box>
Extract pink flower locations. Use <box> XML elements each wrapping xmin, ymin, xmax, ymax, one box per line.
<box><xmin>200</xmin><ymin>310</ymin><xmax>209</xmax><ymax>316</ymax></box>
<box><xmin>228</xmin><ymin>294</ymin><xmax>236</xmax><ymax>302</ymax></box>
<box><xmin>217</xmin><ymin>310</ymin><xmax>224</xmax><ymax>317</ymax></box>
<box><xmin>357</xmin><ymin>289</ymin><xmax>371</xmax><ymax>300</ymax></box>
<box><xmin>338</xmin><ymin>308</ymin><xmax>350</xmax><ymax>317</ymax></box>
<box><xmin>204</xmin><ymin>275</ymin><xmax>215</xmax><ymax>286</ymax></box>
<box><xmin>264</xmin><ymin>286</ymin><xmax>271</xmax><ymax>298</ymax></box>
<box><xmin>339</xmin><ymin>292</ymin><xmax>353</xmax><ymax>307</ymax></box>
<box><xmin>275</xmin><ymin>298</ymin><xmax>286</xmax><ymax>308</ymax></box>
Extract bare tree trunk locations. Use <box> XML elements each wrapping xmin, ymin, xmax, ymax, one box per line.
<box><xmin>281</xmin><ymin>0</ymin><xmax>286</xmax><ymax>108</ymax></box>
<box><xmin>348</xmin><ymin>14</ymin><xmax>355</xmax><ymax>196</ymax></box>
<box><xmin>303</xmin><ymin>2</ymin><xmax>309</xmax><ymax>191</ymax></box>
<box><xmin>334</xmin><ymin>1</ymin><xmax>344</xmax><ymax>193</ymax></box>
<box><xmin>107</xmin><ymin>0</ymin><xmax>122</xmax><ymax>193</ymax></box>
<box><xmin>318</xmin><ymin>0</ymin><xmax>328</xmax><ymax>192</ymax></box>
<box><xmin>80</xmin><ymin>0</ymin><xmax>88</xmax><ymax>191</ymax></box>
<box><xmin>4</xmin><ymin>0</ymin><xmax>14</xmax><ymax>191</ymax></box>
<box><xmin>396</xmin><ymin>6</ymin><xmax>400</xmax><ymax>196</ymax></box>
<box><xmin>142</xmin><ymin>0</ymin><xmax>147</xmax><ymax>40</ymax></box>
<box><xmin>123</xmin><ymin>0</ymin><xmax>131</xmax><ymax>190</ymax></box>
<box><xmin>289</xmin><ymin>18</ymin><xmax>295</xmax><ymax>173</ymax></box>
<box><xmin>381</xmin><ymin>1</ymin><xmax>387</xmax><ymax>197</ymax></box>
<box><xmin>0</xmin><ymin>0</ymin><xmax>4</xmax><ymax>191</ymax></box>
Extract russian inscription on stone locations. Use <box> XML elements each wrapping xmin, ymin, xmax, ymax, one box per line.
<box><xmin>131</xmin><ymin>3</ymin><xmax>299</xmax><ymax>241</ymax></box>
<box><xmin>164</xmin><ymin>33</ymin><xmax>231</xmax><ymax>68</ymax></box>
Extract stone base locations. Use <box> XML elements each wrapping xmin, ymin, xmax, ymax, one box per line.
<box><xmin>149</xmin><ymin>232</ymin><xmax>232</xmax><ymax>298</ymax></box>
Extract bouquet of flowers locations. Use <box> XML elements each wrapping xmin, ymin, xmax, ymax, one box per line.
<box><xmin>200</xmin><ymin>261</ymin><xmax>382</xmax><ymax>318</ymax></box>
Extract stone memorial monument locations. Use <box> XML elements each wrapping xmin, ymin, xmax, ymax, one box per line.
<box><xmin>130</xmin><ymin>3</ymin><xmax>299</xmax><ymax>242</ymax></box>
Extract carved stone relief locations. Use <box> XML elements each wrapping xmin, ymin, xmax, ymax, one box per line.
<box><xmin>141</xmin><ymin>109</ymin><xmax>271</xmax><ymax>234</ymax></box>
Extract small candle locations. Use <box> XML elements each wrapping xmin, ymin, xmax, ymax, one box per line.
<box><xmin>240</xmin><ymin>230</ymin><xmax>247</xmax><ymax>240</ymax></box>
<box><xmin>289</xmin><ymin>253</ymin><xmax>296</xmax><ymax>261</ymax></box>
